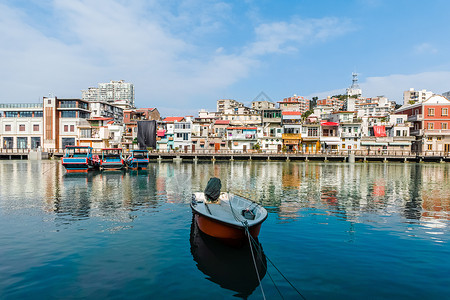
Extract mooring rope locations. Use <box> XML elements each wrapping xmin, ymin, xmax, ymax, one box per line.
<box><xmin>245</xmin><ymin>227</ymin><xmax>266</xmax><ymax>300</ymax></box>
<box><xmin>247</xmin><ymin>230</ymin><xmax>307</xmax><ymax>300</ymax></box>
<box><xmin>229</xmin><ymin>194</ymin><xmax>306</xmax><ymax>300</ymax></box>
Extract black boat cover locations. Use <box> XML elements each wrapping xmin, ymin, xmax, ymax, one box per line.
<box><xmin>137</xmin><ymin>120</ymin><xmax>157</xmax><ymax>150</ymax></box>
<box><xmin>204</xmin><ymin>177</ymin><xmax>222</xmax><ymax>202</ymax></box>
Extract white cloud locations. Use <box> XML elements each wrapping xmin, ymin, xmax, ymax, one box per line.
<box><xmin>0</xmin><ymin>1</ymin><xmax>353</xmax><ymax>115</ymax></box>
<box><xmin>246</xmin><ymin>17</ymin><xmax>353</xmax><ymax>56</ymax></box>
<box><xmin>414</xmin><ymin>43</ymin><xmax>438</xmax><ymax>55</ymax></box>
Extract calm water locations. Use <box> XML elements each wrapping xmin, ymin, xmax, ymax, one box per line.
<box><xmin>0</xmin><ymin>160</ymin><xmax>449</xmax><ymax>299</ymax></box>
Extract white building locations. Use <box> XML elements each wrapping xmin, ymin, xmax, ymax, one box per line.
<box><xmin>217</xmin><ymin>99</ymin><xmax>244</xmax><ymax>114</ymax></box>
<box><xmin>89</xmin><ymin>101</ymin><xmax>124</xmax><ymax>124</ymax></box>
<box><xmin>0</xmin><ymin>103</ymin><xmax>44</xmax><ymax>149</ymax></box>
<box><xmin>403</xmin><ymin>88</ymin><xmax>433</xmax><ymax>106</ymax></box>
<box><xmin>82</xmin><ymin>80</ymin><xmax>135</xmax><ymax>107</ymax></box>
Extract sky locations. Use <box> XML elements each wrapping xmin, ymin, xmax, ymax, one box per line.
<box><xmin>1</xmin><ymin>0</ymin><xmax>450</xmax><ymax>117</ymax></box>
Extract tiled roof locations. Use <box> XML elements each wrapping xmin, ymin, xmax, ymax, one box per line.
<box><xmin>214</xmin><ymin>120</ymin><xmax>230</xmax><ymax>125</ymax></box>
<box><xmin>282</xmin><ymin>111</ymin><xmax>302</xmax><ymax>115</ymax></box>
<box><xmin>163</xmin><ymin>117</ymin><xmax>184</xmax><ymax>122</ymax></box>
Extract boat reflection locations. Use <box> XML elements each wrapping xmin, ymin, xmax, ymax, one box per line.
<box><xmin>190</xmin><ymin>218</ymin><xmax>267</xmax><ymax>299</ymax></box>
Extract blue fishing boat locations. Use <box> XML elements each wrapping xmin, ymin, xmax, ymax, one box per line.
<box><xmin>126</xmin><ymin>150</ymin><xmax>149</xmax><ymax>170</ymax></box>
<box><xmin>99</xmin><ymin>148</ymin><xmax>125</xmax><ymax>170</ymax></box>
<box><xmin>61</xmin><ymin>145</ymin><xmax>94</xmax><ymax>172</ymax></box>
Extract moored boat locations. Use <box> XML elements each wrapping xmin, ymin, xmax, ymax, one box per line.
<box><xmin>99</xmin><ymin>148</ymin><xmax>124</xmax><ymax>170</ymax></box>
<box><xmin>190</xmin><ymin>217</ymin><xmax>267</xmax><ymax>298</ymax></box>
<box><xmin>126</xmin><ymin>150</ymin><xmax>149</xmax><ymax>170</ymax></box>
<box><xmin>191</xmin><ymin>192</ymin><xmax>268</xmax><ymax>243</ymax></box>
<box><xmin>61</xmin><ymin>145</ymin><xmax>94</xmax><ymax>172</ymax></box>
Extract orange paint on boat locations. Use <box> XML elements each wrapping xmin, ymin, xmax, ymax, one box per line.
<box><xmin>195</xmin><ymin>214</ymin><xmax>262</xmax><ymax>241</ymax></box>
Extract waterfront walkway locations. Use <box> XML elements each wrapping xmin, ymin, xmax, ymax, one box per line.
<box><xmin>2</xmin><ymin>148</ymin><xmax>450</xmax><ymax>163</ymax></box>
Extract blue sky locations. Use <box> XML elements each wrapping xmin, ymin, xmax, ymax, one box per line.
<box><xmin>1</xmin><ymin>0</ymin><xmax>450</xmax><ymax>116</ymax></box>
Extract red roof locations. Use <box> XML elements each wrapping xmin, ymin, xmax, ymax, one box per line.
<box><xmin>282</xmin><ymin>111</ymin><xmax>302</xmax><ymax>115</ymax></box>
<box><xmin>226</xmin><ymin>127</ymin><xmax>257</xmax><ymax>130</ymax></box>
<box><xmin>321</xmin><ymin>122</ymin><xmax>339</xmax><ymax>126</ymax></box>
<box><xmin>163</xmin><ymin>117</ymin><xmax>184</xmax><ymax>122</ymax></box>
<box><xmin>107</xmin><ymin>121</ymin><xmax>114</xmax><ymax>125</ymax></box>
<box><xmin>215</xmin><ymin>120</ymin><xmax>230</xmax><ymax>125</ymax></box>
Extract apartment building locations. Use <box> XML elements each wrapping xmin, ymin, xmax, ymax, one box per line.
<box><xmin>278</xmin><ymin>95</ymin><xmax>310</xmax><ymax>115</ymax></box>
<box><xmin>403</xmin><ymin>88</ymin><xmax>433</xmax><ymax>105</ymax></box>
<box><xmin>82</xmin><ymin>80</ymin><xmax>135</xmax><ymax>108</ymax></box>
<box><xmin>396</xmin><ymin>94</ymin><xmax>450</xmax><ymax>153</ymax></box>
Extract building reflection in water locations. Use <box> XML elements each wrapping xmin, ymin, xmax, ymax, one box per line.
<box><xmin>0</xmin><ymin>161</ymin><xmax>449</xmax><ymax>233</ymax></box>
<box><xmin>189</xmin><ymin>218</ymin><xmax>266</xmax><ymax>298</ymax></box>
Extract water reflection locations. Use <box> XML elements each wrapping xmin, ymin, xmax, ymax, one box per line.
<box><xmin>190</xmin><ymin>218</ymin><xmax>267</xmax><ymax>298</ymax></box>
<box><xmin>0</xmin><ymin>161</ymin><xmax>449</xmax><ymax>235</ymax></box>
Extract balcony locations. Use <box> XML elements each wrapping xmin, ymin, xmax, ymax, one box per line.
<box><xmin>423</xmin><ymin>129</ymin><xmax>450</xmax><ymax>135</ymax></box>
<box><xmin>340</xmin><ymin>132</ymin><xmax>361</xmax><ymax>138</ymax></box>
<box><xmin>282</xmin><ymin>133</ymin><xmax>302</xmax><ymax>140</ymax></box>
<box><xmin>407</xmin><ymin>114</ymin><xmax>422</xmax><ymax>122</ymax></box>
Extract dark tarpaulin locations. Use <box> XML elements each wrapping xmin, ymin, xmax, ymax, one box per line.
<box><xmin>137</xmin><ymin>120</ymin><xmax>157</xmax><ymax>150</ymax></box>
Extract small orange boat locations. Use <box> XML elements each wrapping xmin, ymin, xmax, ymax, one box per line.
<box><xmin>191</xmin><ymin>192</ymin><xmax>268</xmax><ymax>243</ymax></box>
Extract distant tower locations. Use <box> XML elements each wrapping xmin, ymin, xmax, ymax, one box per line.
<box><xmin>346</xmin><ymin>73</ymin><xmax>362</xmax><ymax>97</ymax></box>
<box><xmin>345</xmin><ymin>73</ymin><xmax>362</xmax><ymax>111</ymax></box>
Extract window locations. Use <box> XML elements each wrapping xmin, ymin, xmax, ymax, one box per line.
<box><xmin>442</xmin><ymin>123</ymin><xmax>448</xmax><ymax>130</ymax></box>
<box><xmin>34</xmin><ymin>111</ymin><xmax>43</xmax><ymax>117</ymax></box>
<box><xmin>307</xmin><ymin>127</ymin><xmax>318</xmax><ymax>136</ymax></box>
<box><xmin>5</xmin><ymin>124</ymin><xmax>11</xmax><ymax>131</ymax></box>
<box><xmin>80</xmin><ymin>129</ymin><xmax>92</xmax><ymax>138</ymax></box>
<box><xmin>428</xmin><ymin>137</ymin><xmax>432</xmax><ymax>141</ymax></box>
<box><xmin>20</xmin><ymin>111</ymin><xmax>32</xmax><ymax>117</ymax></box>
<box><xmin>442</xmin><ymin>108</ymin><xmax>448</xmax><ymax>116</ymax></box>
<box><xmin>79</xmin><ymin>112</ymin><xmax>90</xmax><ymax>119</ymax></box>
<box><xmin>31</xmin><ymin>137</ymin><xmax>41</xmax><ymax>149</ymax></box>
<box><xmin>427</xmin><ymin>123</ymin><xmax>434</xmax><ymax>130</ymax></box>
<box><xmin>19</xmin><ymin>125</ymin><xmax>25</xmax><ymax>131</ymax></box>
<box><xmin>3</xmin><ymin>137</ymin><xmax>13</xmax><ymax>149</ymax></box>
<box><xmin>428</xmin><ymin>108</ymin><xmax>435</xmax><ymax>116</ymax></box>
<box><xmin>70</xmin><ymin>125</ymin><xmax>74</xmax><ymax>132</ymax></box>
<box><xmin>17</xmin><ymin>137</ymin><xmax>27</xmax><ymax>149</ymax></box>
<box><xmin>33</xmin><ymin>124</ymin><xmax>39</xmax><ymax>131</ymax></box>
<box><xmin>437</xmin><ymin>137</ymin><xmax>442</xmax><ymax>141</ymax></box>
<box><xmin>427</xmin><ymin>144</ymin><xmax>432</xmax><ymax>151</ymax></box>
<box><xmin>64</xmin><ymin>125</ymin><xmax>68</xmax><ymax>132</ymax></box>
<box><xmin>396</xmin><ymin>118</ymin><xmax>403</xmax><ymax>124</ymax></box>
<box><xmin>61</xmin><ymin>111</ymin><xmax>76</xmax><ymax>118</ymax></box>
<box><xmin>396</xmin><ymin>130</ymin><xmax>401</xmax><ymax>136</ymax></box>
<box><xmin>5</xmin><ymin>111</ymin><xmax>18</xmax><ymax>118</ymax></box>
<box><xmin>48</xmin><ymin>99</ymin><xmax>52</xmax><ymax>105</ymax></box>
<box><xmin>61</xmin><ymin>138</ymin><xmax>75</xmax><ymax>148</ymax></box>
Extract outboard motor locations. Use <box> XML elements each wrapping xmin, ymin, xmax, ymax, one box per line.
<box><xmin>204</xmin><ymin>177</ymin><xmax>222</xmax><ymax>202</ymax></box>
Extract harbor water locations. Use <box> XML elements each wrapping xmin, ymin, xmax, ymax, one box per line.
<box><xmin>0</xmin><ymin>160</ymin><xmax>449</xmax><ymax>299</ymax></box>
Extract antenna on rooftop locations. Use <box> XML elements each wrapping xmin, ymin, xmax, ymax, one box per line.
<box><xmin>252</xmin><ymin>91</ymin><xmax>273</xmax><ymax>102</ymax></box>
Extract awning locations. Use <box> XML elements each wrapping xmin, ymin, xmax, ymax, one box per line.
<box><xmin>321</xmin><ymin>122</ymin><xmax>339</xmax><ymax>126</ymax></box>
<box><xmin>157</xmin><ymin>129</ymin><xmax>166</xmax><ymax>137</ymax></box>
<box><xmin>361</xmin><ymin>142</ymin><xmax>388</xmax><ymax>146</ymax></box>
<box><xmin>389</xmin><ymin>142</ymin><xmax>411</xmax><ymax>146</ymax></box>
<box><xmin>373</xmin><ymin>126</ymin><xmax>387</xmax><ymax>137</ymax></box>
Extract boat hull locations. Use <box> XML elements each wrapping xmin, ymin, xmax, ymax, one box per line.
<box><xmin>193</xmin><ymin>211</ymin><xmax>263</xmax><ymax>242</ymax></box>
<box><xmin>127</xmin><ymin>159</ymin><xmax>149</xmax><ymax>170</ymax></box>
<box><xmin>61</xmin><ymin>158</ymin><xmax>90</xmax><ymax>172</ymax></box>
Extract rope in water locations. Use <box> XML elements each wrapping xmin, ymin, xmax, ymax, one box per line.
<box><xmin>229</xmin><ymin>194</ymin><xmax>307</xmax><ymax>300</ymax></box>
<box><xmin>228</xmin><ymin>195</ymin><xmax>266</xmax><ymax>299</ymax></box>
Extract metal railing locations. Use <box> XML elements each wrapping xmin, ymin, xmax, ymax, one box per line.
<box><xmin>2</xmin><ymin>147</ymin><xmax>450</xmax><ymax>159</ymax></box>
